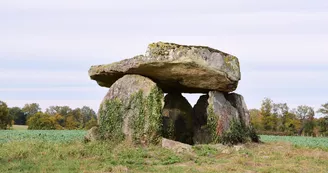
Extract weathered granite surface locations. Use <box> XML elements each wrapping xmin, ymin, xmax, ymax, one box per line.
<box><xmin>89</xmin><ymin>42</ymin><xmax>240</xmax><ymax>93</ymax></box>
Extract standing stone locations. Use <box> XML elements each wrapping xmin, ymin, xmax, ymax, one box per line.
<box><xmin>207</xmin><ymin>91</ymin><xmax>239</xmax><ymax>136</ymax></box>
<box><xmin>193</xmin><ymin>91</ymin><xmax>251</xmax><ymax>144</ymax></box>
<box><xmin>192</xmin><ymin>94</ymin><xmax>212</xmax><ymax>144</ymax></box>
<box><xmin>98</xmin><ymin>74</ymin><xmax>164</xmax><ymax>144</ymax></box>
<box><xmin>193</xmin><ymin>94</ymin><xmax>209</xmax><ymax>129</ymax></box>
<box><xmin>226</xmin><ymin>93</ymin><xmax>250</xmax><ymax>127</ymax></box>
<box><xmin>162</xmin><ymin>93</ymin><xmax>193</xmax><ymax>144</ymax></box>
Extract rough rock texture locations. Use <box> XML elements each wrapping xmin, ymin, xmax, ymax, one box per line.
<box><xmin>208</xmin><ymin>91</ymin><xmax>239</xmax><ymax>136</ymax></box>
<box><xmin>193</xmin><ymin>94</ymin><xmax>209</xmax><ymax>129</ymax></box>
<box><xmin>193</xmin><ymin>91</ymin><xmax>250</xmax><ymax>144</ymax></box>
<box><xmin>98</xmin><ymin>74</ymin><xmax>164</xmax><ymax>144</ymax></box>
<box><xmin>226</xmin><ymin>93</ymin><xmax>250</xmax><ymax>127</ymax></box>
<box><xmin>84</xmin><ymin>126</ymin><xmax>100</xmax><ymax>142</ymax></box>
<box><xmin>161</xmin><ymin>138</ymin><xmax>192</xmax><ymax>153</ymax></box>
<box><xmin>193</xmin><ymin>127</ymin><xmax>213</xmax><ymax>145</ymax></box>
<box><xmin>192</xmin><ymin>94</ymin><xmax>211</xmax><ymax>144</ymax></box>
<box><xmin>89</xmin><ymin>42</ymin><xmax>241</xmax><ymax>93</ymax></box>
<box><xmin>162</xmin><ymin>93</ymin><xmax>193</xmax><ymax>144</ymax></box>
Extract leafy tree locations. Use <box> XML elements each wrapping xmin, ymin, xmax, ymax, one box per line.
<box><xmin>65</xmin><ymin>115</ymin><xmax>80</xmax><ymax>130</ymax></box>
<box><xmin>317</xmin><ymin>117</ymin><xmax>328</xmax><ymax>136</ymax></box>
<box><xmin>295</xmin><ymin>105</ymin><xmax>315</xmax><ymax>136</ymax></box>
<box><xmin>85</xmin><ymin>117</ymin><xmax>98</xmax><ymax>130</ymax></box>
<box><xmin>0</xmin><ymin>101</ymin><xmax>11</xmax><ymax>129</ymax></box>
<box><xmin>273</xmin><ymin>103</ymin><xmax>289</xmax><ymax>131</ymax></box>
<box><xmin>45</xmin><ymin>105</ymin><xmax>97</xmax><ymax>130</ymax></box>
<box><xmin>45</xmin><ymin>106</ymin><xmax>72</xmax><ymax>117</ymax></box>
<box><xmin>27</xmin><ymin>112</ymin><xmax>56</xmax><ymax>130</ymax></box>
<box><xmin>249</xmin><ymin>109</ymin><xmax>262</xmax><ymax>130</ymax></box>
<box><xmin>284</xmin><ymin>112</ymin><xmax>301</xmax><ymax>135</ymax></box>
<box><xmin>49</xmin><ymin>114</ymin><xmax>65</xmax><ymax>129</ymax></box>
<box><xmin>46</xmin><ymin>106</ymin><xmax>75</xmax><ymax>128</ymax></box>
<box><xmin>9</xmin><ymin>107</ymin><xmax>26</xmax><ymax>125</ymax></box>
<box><xmin>260</xmin><ymin>98</ymin><xmax>277</xmax><ymax>131</ymax></box>
<box><xmin>22</xmin><ymin>103</ymin><xmax>41</xmax><ymax>120</ymax></box>
<box><xmin>317</xmin><ymin>103</ymin><xmax>328</xmax><ymax>115</ymax></box>
<box><xmin>81</xmin><ymin>106</ymin><xmax>97</xmax><ymax>127</ymax></box>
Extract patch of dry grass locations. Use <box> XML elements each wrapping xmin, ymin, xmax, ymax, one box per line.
<box><xmin>11</xmin><ymin>125</ymin><xmax>28</xmax><ymax>130</ymax></box>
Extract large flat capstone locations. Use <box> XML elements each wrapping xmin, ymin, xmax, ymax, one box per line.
<box><xmin>89</xmin><ymin>42</ymin><xmax>241</xmax><ymax>93</ymax></box>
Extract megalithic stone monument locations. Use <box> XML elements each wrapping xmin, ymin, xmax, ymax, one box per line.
<box><xmin>88</xmin><ymin>42</ymin><xmax>250</xmax><ymax>145</ymax></box>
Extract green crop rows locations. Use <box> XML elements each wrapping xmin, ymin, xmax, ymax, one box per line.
<box><xmin>0</xmin><ymin>130</ymin><xmax>87</xmax><ymax>143</ymax></box>
<box><xmin>260</xmin><ymin>135</ymin><xmax>328</xmax><ymax>149</ymax></box>
<box><xmin>1</xmin><ymin>131</ymin><xmax>327</xmax><ymax>151</ymax></box>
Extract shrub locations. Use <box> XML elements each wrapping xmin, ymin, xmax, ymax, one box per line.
<box><xmin>0</xmin><ymin>101</ymin><xmax>12</xmax><ymax>129</ymax></box>
<box><xmin>27</xmin><ymin>112</ymin><xmax>56</xmax><ymax>130</ymax></box>
<box><xmin>247</xmin><ymin>125</ymin><xmax>260</xmax><ymax>143</ymax></box>
<box><xmin>220</xmin><ymin>119</ymin><xmax>260</xmax><ymax>145</ymax></box>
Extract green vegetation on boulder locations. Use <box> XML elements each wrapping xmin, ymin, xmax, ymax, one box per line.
<box><xmin>98</xmin><ymin>75</ymin><xmax>164</xmax><ymax>145</ymax></box>
<box><xmin>193</xmin><ymin>91</ymin><xmax>255</xmax><ymax>145</ymax></box>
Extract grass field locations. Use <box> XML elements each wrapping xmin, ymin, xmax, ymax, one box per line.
<box><xmin>11</xmin><ymin>125</ymin><xmax>28</xmax><ymax>130</ymax></box>
<box><xmin>0</xmin><ymin>130</ymin><xmax>327</xmax><ymax>173</ymax></box>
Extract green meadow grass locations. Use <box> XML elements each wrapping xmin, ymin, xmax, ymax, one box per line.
<box><xmin>0</xmin><ymin>130</ymin><xmax>327</xmax><ymax>172</ymax></box>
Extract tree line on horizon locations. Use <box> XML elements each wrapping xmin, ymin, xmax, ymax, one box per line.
<box><xmin>0</xmin><ymin>101</ymin><xmax>97</xmax><ymax>130</ymax></box>
<box><xmin>0</xmin><ymin>99</ymin><xmax>328</xmax><ymax>137</ymax></box>
<box><xmin>250</xmin><ymin>98</ymin><xmax>328</xmax><ymax>137</ymax></box>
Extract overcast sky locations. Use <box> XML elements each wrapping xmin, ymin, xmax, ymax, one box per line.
<box><xmin>1</xmin><ymin>0</ymin><xmax>327</xmax><ymax>115</ymax></box>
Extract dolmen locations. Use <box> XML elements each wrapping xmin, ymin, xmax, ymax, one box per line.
<box><xmin>88</xmin><ymin>42</ymin><xmax>251</xmax><ymax>145</ymax></box>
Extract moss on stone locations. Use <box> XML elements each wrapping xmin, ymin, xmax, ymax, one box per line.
<box><xmin>129</xmin><ymin>87</ymin><xmax>163</xmax><ymax>145</ymax></box>
<box><xmin>224</xmin><ymin>55</ymin><xmax>240</xmax><ymax>72</ymax></box>
<box><xmin>148</xmin><ymin>42</ymin><xmax>231</xmax><ymax>57</ymax></box>
<box><xmin>206</xmin><ymin>103</ymin><xmax>220</xmax><ymax>143</ymax></box>
<box><xmin>98</xmin><ymin>86</ymin><xmax>163</xmax><ymax>145</ymax></box>
<box><xmin>205</xmin><ymin>103</ymin><xmax>259</xmax><ymax>145</ymax></box>
<box><xmin>145</xmin><ymin>87</ymin><xmax>164</xmax><ymax>144</ymax></box>
<box><xmin>98</xmin><ymin>99</ymin><xmax>125</xmax><ymax>142</ymax></box>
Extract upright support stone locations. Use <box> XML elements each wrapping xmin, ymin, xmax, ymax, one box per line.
<box><xmin>208</xmin><ymin>91</ymin><xmax>239</xmax><ymax>137</ymax></box>
<box><xmin>162</xmin><ymin>93</ymin><xmax>194</xmax><ymax>144</ymax></box>
<box><xmin>193</xmin><ymin>91</ymin><xmax>251</xmax><ymax>144</ymax></box>
<box><xmin>192</xmin><ymin>94</ymin><xmax>212</xmax><ymax>144</ymax></box>
<box><xmin>193</xmin><ymin>94</ymin><xmax>209</xmax><ymax>129</ymax></box>
<box><xmin>98</xmin><ymin>75</ymin><xmax>164</xmax><ymax>145</ymax></box>
<box><xmin>226</xmin><ymin>93</ymin><xmax>250</xmax><ymax>127</ymax></box>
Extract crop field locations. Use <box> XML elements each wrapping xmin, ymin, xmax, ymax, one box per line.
<box><xmin>0</xmin><ymin>130</ymin><xmax>87</xmax><ymax>143</ymax></box>
<box><xmin>260</xmin><ymin>135</ymin><xmax>328</xmax><ymax>150</ymax></box>
<box><xmin>0</xmin><ymin>130</ymin><xmax>327</xmax><ymax>172</ymax></box>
